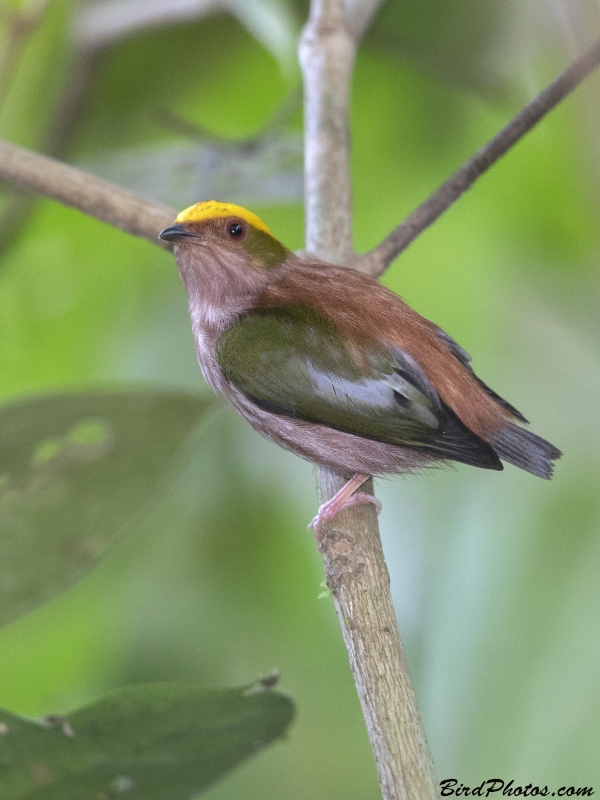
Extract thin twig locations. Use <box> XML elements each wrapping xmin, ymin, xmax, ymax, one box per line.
<box><xmin>300</xmin><ymin>2</ymin><xmax>438</xmax><ymax>799</ymax></box>
<box><xmin>0</xmin><ymin>139</ymin><xmax>175</xmax><ymax>245</ymax></box>
<box><xmin>358</xmin><ymin>36</ymin><xmax>600</xmax><ymax>278</ymax></box>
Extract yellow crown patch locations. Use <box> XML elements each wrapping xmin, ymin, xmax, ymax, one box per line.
<box><xmin>175</xmin><ymin>201</ymin><xmax>273</xmax><ymax>235</ymax></box>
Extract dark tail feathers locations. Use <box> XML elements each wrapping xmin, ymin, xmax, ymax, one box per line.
<box><xmin>491</xmin><ymin>424</ymin><xmax>562</xmax><ymax>479</ymax></box>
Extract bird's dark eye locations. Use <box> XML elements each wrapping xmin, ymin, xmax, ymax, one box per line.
<box><xmin>226</xmin><ymin>220</ymin><xmax>245</xmax><ymax>239</ymax></box>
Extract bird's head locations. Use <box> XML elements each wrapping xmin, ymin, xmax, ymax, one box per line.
<box><xmin>159</xmin><ymin>201</ymin><xmax>290</xmax><ymax>271</ymax></box>
<box><xmin>160</xmin><ymin>201</ymin><xmax>292</xmax><ymax>319</ymax></box>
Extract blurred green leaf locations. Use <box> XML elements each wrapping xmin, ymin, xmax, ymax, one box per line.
<box><xmin>81</xmin><ymin>134</ymin><xmax>303</xmax><ymax>209</ymax></box>
<box><xmin>0</xmin><ymin>390</ymin><xmax>213</xmax><ymax>628</ymax></box>
<box><xmin>228</xmin><ymin>0</ymin><xmax>299</xmax><ymax>75</ymax></box>
<box><xmin>0</xmin><ymin>681</ymin><xmax>294</xmax><ymax>799</ymax></box>
<box><xmin>75</xmin><ymin>0</ymin><xmax>299</xmax><ymax>75</ymax></box>
<box><xmin>0</xmin><ymin>0</ymin><xmax>73</xmax><ymax>149</ymax></box>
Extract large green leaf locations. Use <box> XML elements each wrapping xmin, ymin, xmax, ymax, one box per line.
<box><xmin>0</xmin><ymin>681</ymin><xmax>294</xmax><ymax>799</ymax></box>
<box><xmin>0</xmin><ymin>391</ymin><xmax>213</xmax><ymax>627</ymax></box>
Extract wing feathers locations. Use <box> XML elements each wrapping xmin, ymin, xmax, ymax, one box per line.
<box><xmin>433</xmin><ymin>325</ymin><xmax>528</xmax><ymax>422</ymax></box>
<box><xmin>217</xmin><ymin>307</ymin><xmax>505</xmax><ymax>471</ymax></box>
<box><xmin>427</xmin><ymin>402</ymin><xmax>503</xmax><ymax>470</ymax></box>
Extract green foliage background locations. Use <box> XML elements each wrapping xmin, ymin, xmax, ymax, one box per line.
<box><xmin>1</xmin><ymin>0</ymin><xmax>599</xmax><ymax>796</ymax></box>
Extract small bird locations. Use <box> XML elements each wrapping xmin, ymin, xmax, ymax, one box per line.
<box><xmin>159</xmin><ymin>201</ymin><xmax>561</xmax><ymax>534</ymax></box>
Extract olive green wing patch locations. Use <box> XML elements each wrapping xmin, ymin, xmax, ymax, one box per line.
<box><xmin>216</xmin><ymin>306</ymin><xmax>501</xmax><ymax>469</ymax></box>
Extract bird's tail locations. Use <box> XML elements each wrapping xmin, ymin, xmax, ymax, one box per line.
<box><xmin>490</xmin><ymin>424</ymin><xmax>562</xmax><ymax>479</ymax></box>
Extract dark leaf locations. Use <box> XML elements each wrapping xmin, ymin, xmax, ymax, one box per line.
<box><xmin>0</xmin><ymin>391</ymin><xmax>213</xmax><ymax>627</ymax></box>
<box><xmin>0</xmin><ymin>682</ymin><xmax>294</xmax><ymax>799</ymax></box>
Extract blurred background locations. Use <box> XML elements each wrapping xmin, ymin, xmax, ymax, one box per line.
<box><xmin>0</xmin><ymin>0</ymin><xmax>599</xmax><ymax>796</ymax></box>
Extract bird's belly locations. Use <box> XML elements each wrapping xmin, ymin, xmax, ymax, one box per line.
<box><xmin>223</xmin><ymin>385</ymin><xmax>433</xmax><ymax>476</ymax></box>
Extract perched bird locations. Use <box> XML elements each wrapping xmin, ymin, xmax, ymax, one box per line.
<box><xmin>159</xmin><ymin>201</ymin><xmax>561</xmax><ymax>534</ymax></box>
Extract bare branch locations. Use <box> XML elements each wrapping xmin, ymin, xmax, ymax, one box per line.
<box><xmin>358</xmin><ymin>36</ymin><xmax>600</xmax><ymax>278</ymax></box>
<box><xmin>300</xmin><ymin>0</ymin><xmax>355</xmax><ymax>263</ymax></box>
<box><xmin>0</xmin><ymin>139</ymin><xmax>175</xmax><ymax>245</ymax></box>
<box><xmin>317</xmin><ymin>473</ymin><xmax>438</xmax><ymax>800</ymax></box>
<box><xmin>301</xmin><ymin>3</ymin><xmax>438</xmax><ymax>799</ymax></box>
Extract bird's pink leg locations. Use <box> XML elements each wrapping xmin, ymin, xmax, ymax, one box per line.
<box><xmin>308</xmin><ymin>473</ymin><xmax>382</xmax><ymax>543</ymax></box>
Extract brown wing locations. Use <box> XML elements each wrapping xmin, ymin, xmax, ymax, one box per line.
<box><xmin>258</xmin><ymin>257</ymin><xmax>517</xmax><ymax>439</ymax></box>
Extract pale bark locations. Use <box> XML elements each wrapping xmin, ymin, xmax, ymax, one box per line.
<box><xmin>0</xmin><ymin>139</ymin><xmax>175</xmax><ymax>245</ymax></box>
<box><xmin>301</xmin><ymin>2</ymin><xmax>438</xmax><ymax>799</ymax></box>
<box><xmin>300</xmin><ymin>0</ymin><xmax>356</xmax><ymax>264</ymax></box>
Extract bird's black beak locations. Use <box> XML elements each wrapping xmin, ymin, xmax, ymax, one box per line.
<box><xmin>158</xmin><ymin>224</ymin><xmax>203</xmax><ymax>243</ymax></box>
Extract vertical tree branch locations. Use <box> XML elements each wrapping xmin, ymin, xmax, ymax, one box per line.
<box><xmin>300</xmin><ymin>3</ymin><xmax>439</xmax><ymax>799</ymax></box>
<box><xmin>300</xmin><ymin>0</ymin><xmax>355</xmax><ymax>263</ymax></box>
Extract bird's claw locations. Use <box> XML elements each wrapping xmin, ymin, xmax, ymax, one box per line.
<box><xmin>308</xmin><ymin>491</ymin><xmax>382</xmax><ymax>547</ymax></box>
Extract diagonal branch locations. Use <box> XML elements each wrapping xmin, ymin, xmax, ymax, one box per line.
<box><xmin>358</xmin><ymin>36</ymin><xmax>600</xmax><ymax>278</ymax></box>
<box><xmin>0</xmin><ymin>139</ymin><xmax>175</xmax><ymax>245</ymax></box>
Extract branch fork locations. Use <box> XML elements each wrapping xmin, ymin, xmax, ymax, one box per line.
<box><xmin>0</xmin><ymin>11</ymin><xmax>599</xmax><ymax>800</ymax></box>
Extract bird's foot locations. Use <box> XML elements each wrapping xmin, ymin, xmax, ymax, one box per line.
<box><xmin>308</xmin><ymin>474</ymin><xmax>381</xmax><ymax>547</ymax></box>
